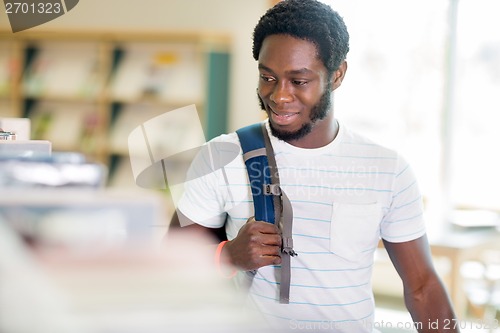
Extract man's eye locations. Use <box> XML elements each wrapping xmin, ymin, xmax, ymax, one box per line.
<box><xmin>293</xmin><ymin>80</ymin><xmax>308</xmax><ymax>86</ymax></box>
<box><xmin>260</xmin><ymin>75</ymin><xmax>275</xmax><ymax>82</ymax></box>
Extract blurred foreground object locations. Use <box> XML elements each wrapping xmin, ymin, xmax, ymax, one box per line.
<box><xmin>0</xmin><ymin>117</ymin><xmax>51</xmax><ymax>158</ymax></box>
<box><xmin>0</xmin><ymin>140</ymin><xmax>51</xmax><ymax>159</ymax></box>
<box><xmin>0</xmin><ymin>115</ymin><xmax>268</xmax><ymax>332</ymax></box>
<box><xmin>0</xmin><ymin>118</ymin><xmax>31</xmax><ymax>141</ymax></box>
<box><xmin>0</xmin><ymin>153</ymin><xmax>106</xmax><ymax>189</ymax></box>
<box><xmin>0</xmin><ymin>188</ymin><xmax>166</xmax><ymax>247</ymax></box>
<box><xmin>0</xmin><ymin>191</ymin><xmax>269</xmax><ymax>333</ymax></box>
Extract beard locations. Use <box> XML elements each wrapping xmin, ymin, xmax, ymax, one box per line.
<box><xmin>258</xmin><ymin>85</ymin><xmax>332</xmax><ymax>142</ymax></box>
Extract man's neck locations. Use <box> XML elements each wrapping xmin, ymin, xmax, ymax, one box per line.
<box><xmin>285</xmin><ymin>116</ymin><xmax>339</xmax><ymax>149</ymax></box>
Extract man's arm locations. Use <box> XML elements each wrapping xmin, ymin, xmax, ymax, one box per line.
<box><xmin>168</xmin><ymin>211</ymin><xmax>282</xmax><ymax>271</ymax></box>
<box><xmin>383</xmin><ymin>235</ymin><xmax>460</xmax><ymax>333</ymax></box>
<box><xmin>168</xmin><ymin>210</ymin><xmax>227</xmax><ymax>242</ymax></box>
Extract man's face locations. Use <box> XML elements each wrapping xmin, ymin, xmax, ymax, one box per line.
<box><xmin>257</xmin><ymin>34</ymin><xmax>331</xmax><ymax>142</ymax></box>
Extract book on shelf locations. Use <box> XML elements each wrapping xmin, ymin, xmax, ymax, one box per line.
<box><xmin>29</xmin><ymin>101</ymin><xmax>100</xmax><ymax>152</ymax></box>
<box><xmin>109</xmin><ymin>103</ymin><xmax>169</xmax><ymax>155</ymax></box>
<box><xmin>23</xmin><ymin>42</ymin><xmax>102</xmax><ymax>99</ymax></box>
<box><xmin>110</xmin><ymin>43</ymin><xmax>203</xmax><ymax>103</ymax></box>
<box><xmin>0</xmin><ymin>42</ymin><xmax>14</xmax><ymax>98</ymax></box>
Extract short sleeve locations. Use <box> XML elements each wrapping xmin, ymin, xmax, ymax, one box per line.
<box><xmin>176</xmin><ymin>136</ymin><xmax>241</xmax><ymax>228</ymax></box>
<box><xmin>380</xmin><ymin>155</ymin><xmax>426</xmax><ymax>243</ymax></box>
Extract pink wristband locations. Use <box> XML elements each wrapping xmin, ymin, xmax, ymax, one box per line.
<box><xmin>214</xmin><ymin>241</ymin><xmax>237</xmax><ymax>278</ymax></box>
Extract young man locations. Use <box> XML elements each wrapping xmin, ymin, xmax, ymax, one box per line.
<box><xmin>172</xmin><ymin>0</ymin><xmax>459</xmax><ymax>331</ymax></box>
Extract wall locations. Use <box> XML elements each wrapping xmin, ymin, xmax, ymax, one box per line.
<box><xmin>0</xmin><ymin>0</ymin><xmax>270</xmax><ymax>132</ymax></box>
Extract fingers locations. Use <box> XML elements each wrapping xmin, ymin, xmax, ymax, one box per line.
<box><xmin>244</xmin><ymin>217</ymin><xmax>282</xmax><ymax>247</ymax></box>
<box><xmin>245</xmin><ymin>219</ymin><xmax>282</xmax><ymax>260</ymax></box>
<box><xmin>248</xmin><ymin>245</ymin><xmax>282</xmax><ymax>267</ymax></box>
<box><xmin>226</xmin><ymin>218</ymin><xmax>283</xmax><ymax>270</ymax></box>
<box><xmin>260</xmin><ymin>254</ymin><xmax>282</xmax><ymax>267</ymax></box>
<box><xmin>244</xmin><ymin>217</ymin><xmax>280</xmax><ymax>235</ymax></box>
<box><xmin>246</xmin><ymin>216</ymin><xmax>279</xmax><ymax>234</ymax></box>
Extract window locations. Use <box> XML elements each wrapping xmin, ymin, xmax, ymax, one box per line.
<box><xmin>450</xmin><ymin>0</ymin><xmax>500</xmax><ymax>210</ymax></box>
<box><xmin>322</xmin><ymin>0</ymin><xmax>500</xmax><ymax>229</ymax></box>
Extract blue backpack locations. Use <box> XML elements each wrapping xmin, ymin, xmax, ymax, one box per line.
<box><xmin>236</xmin><ymin>122</ymin><xmax>297</xmax><ymax>304</ymax></box>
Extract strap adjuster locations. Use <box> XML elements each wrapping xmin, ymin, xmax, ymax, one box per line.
<box><xmin>282</xmin><ymin>237</ymin><xmax>297</xmax><ymax>257</ymax></box>
<box><xmin>264</xmin><ymin>184</ymin><xmax>281</xmax><ymax>196</ymax></box>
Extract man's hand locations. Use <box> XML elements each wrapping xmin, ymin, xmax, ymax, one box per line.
<box><xmin>223</xmin><ymin>217</ymin><xmax>282</xmax><ymax>271</ymax></box>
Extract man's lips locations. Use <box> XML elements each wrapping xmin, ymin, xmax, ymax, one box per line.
<box><xmin>269</xmin><ymin>108</ymin><xmax>300</xmax><ymax>125</ymax></box>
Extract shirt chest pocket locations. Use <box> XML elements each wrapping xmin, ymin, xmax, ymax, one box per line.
<box><xmin>330</xmin><ymin>202</ymin><xmax>383</xmax><ymax>262</ymax></box>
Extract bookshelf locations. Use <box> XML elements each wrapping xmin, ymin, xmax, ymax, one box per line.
<box><xmin>0</xmin><ymin>30</ymin><xmax>231</xmax><ymax>187</ymax></box>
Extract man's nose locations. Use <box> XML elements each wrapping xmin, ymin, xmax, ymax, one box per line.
<box><xmin>270</xmin><ymin>81</ymin><xmax>293</xmax><ymax>104</ymax></box>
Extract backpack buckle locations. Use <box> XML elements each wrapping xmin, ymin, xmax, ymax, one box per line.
<box><xmin>264</xmin><ymin>184</ymin><xmax>281</xmax><ymax>196</ymax></box>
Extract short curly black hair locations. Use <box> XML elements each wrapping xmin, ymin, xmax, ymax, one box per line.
<box><xmin>252</xmin><ymin>0</ymin><xmax>349</xmax><ymax>75</ymax></box>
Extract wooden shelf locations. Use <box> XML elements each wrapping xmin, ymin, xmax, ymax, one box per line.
<box><xmin>0</xmin><ymin>29</ymin><xmax>231</xmax><ymax>188</ymax></box>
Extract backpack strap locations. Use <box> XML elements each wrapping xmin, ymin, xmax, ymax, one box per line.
<box><xmin>236</xmin><ymin>122</ymin><xmax>297</xmax><ymax>304</ymax></box>
<box><xmin>260</xmin><ymin>123</ymin><xmax>297</xmax><ymax>304</ymax></box>
<box><xmin>236</xmin><ymin>123</ymin><xmax>276</xmax><ymax>224</ymax></box>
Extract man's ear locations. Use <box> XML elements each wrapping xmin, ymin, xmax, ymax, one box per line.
<box><xmin>330</xmin><ymin>61</ymin><xmax>348</xmax><ymax>91</ymax></box>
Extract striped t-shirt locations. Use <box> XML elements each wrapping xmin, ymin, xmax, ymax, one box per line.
<box><xmin>177</xmin><ymin>120</ymin><xmax>425</xmax><ymax>332</ymax></box>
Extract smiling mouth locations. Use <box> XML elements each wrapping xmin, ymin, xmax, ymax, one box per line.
<box><xmin>270</xmin><ymin>108</ymin><xmax>299</xmax><ymax>125</ymax></box>
<box><xmin>272</xmin><ymin>110</ymin><xmax>296</xmax><ymax>117</ymax></box>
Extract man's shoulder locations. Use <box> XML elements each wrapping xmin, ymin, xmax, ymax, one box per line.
<box><xmin>339</xmin><ymin>123</ymin><xmax>399</xmax><ymax>158</ymax></box>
